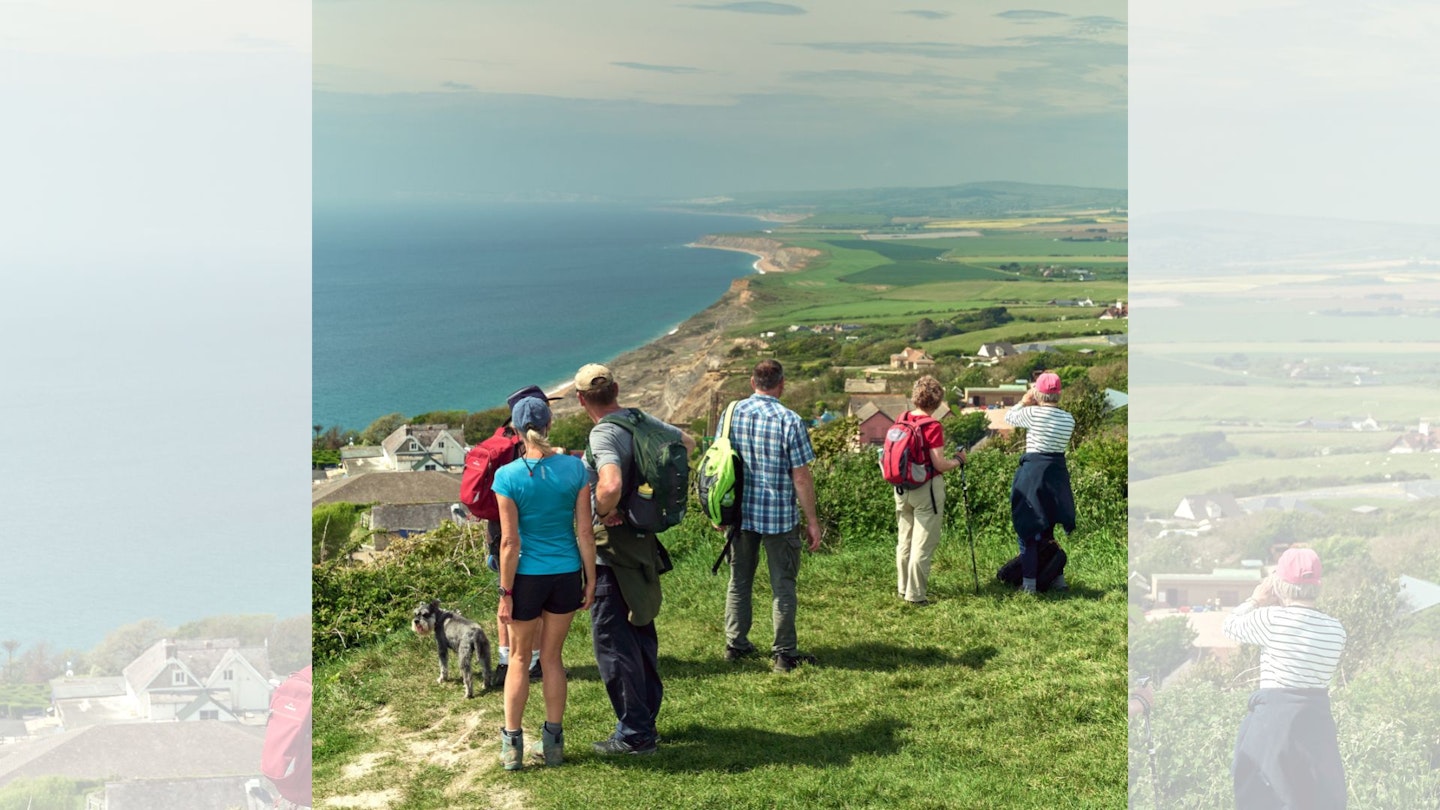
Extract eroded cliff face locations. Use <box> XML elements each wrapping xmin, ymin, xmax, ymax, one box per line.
<box><xmin>690</xmin><ymin>235</ymin><xmax>821</xmax><ymax>272</ymax></box>
<box><xmin>549</xmin><ymin>277</ymin><xmax>756</xmax><ymax>424</ymax></box>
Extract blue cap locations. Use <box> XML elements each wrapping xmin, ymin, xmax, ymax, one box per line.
<box><xmin>511</xmin><ymin>397</ymin><xmax>552</xmax><ymax>433</ymax></box>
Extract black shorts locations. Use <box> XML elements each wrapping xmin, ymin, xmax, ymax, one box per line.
<box><xmin>511</xmin><ymin>570</ymin><xmax>584</xmax><ymax>621</ymax></box>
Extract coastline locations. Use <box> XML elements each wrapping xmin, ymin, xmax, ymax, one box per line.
<box><xmin>545</xmin><ymin>233</ymin><xmax>820</xmax><ymax>423</ymax></box>
<box><xmin>545</xmin><ymin>272</ymin><xmax>758</xmax><ymax>424</ymax></box>
<box><xmin>686</xmin><ymin>242</ymin><xmax>771</xmax><ymax>274</ymax></box>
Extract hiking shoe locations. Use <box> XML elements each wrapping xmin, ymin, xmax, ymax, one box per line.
<box><xmin>592</xmin><ymin>735</ymin><xmax>657</xmax><ymax>756</ymax></box>
<box><xmin>500</xmin><ymin>729</ymin><xmax>524</xmax><ymax>771</ymax></box>
<box><xmin>772</xmin><ymin>651</ymin><xmax>818</xmax><ymax>673</ymax></box>
<box><xmin>904</xmin><ymin>598</ymin><xmax>930</xmax><ymax>607</ymax></box>
<box><xmin>1052</xmin><ymin>575</ymin><xmax>1068</xmax><ymax>591</ymax></box>
<box><xmin>492</xmin><ymin>663</ymin><xmax>509</xmax><ymax>688</ymax></box>
<box><xmin>527</xmin><ymin>723</ymin><xmax>564</xmax><ymax>766</ymax></box>
<box><xmin>723</xmin><ymin>644</ymin><xmax>757</xmax><ymax>662</ymax></box>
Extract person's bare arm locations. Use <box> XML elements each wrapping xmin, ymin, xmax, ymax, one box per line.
<box><xmin>595</xmin><ymin>462</ymin><xmax>625</xmax><ymax>527</ymax></box>
<box><xmin>929</xmin><ymin>446</ymin><xmax>965</xmax><ymax>472</ymax></box>
<box><xmin>497</xmin><ymin>495</ymin><xmax>521</xmax><ymax>624</ymax></box>
<box><xmin>575</xmin><ymin>487</ymin><xmax>597</xmax><ymax>610</ymax></box>
<box><xmin>791</xmin><ymin>465</ymin><xmax>824</xmax><ymax>551</ymax></box>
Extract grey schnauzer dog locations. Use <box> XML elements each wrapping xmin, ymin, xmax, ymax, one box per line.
<box><xmin>411</xmin><ymin>600</ymin><xmax>494</xmax><ymax>698</ymax></box>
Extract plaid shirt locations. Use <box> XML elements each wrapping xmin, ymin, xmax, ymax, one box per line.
<box><xmin>730</xmin><ymin>393</ymin><xmax>816</xmax><ymax>534</ymax></box>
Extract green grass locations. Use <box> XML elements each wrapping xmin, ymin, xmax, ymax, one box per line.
<box><xmin>0</xmin><ymin>682</ymin><xmax>48</xmax><ymax>716</ymax></box>
<box><xmin>1132</xmin><ymin>383</ymin><xmax>1422</xmax><ymax>424</ymax></box>
<box><xmin>926</xmin><ymin>320</ymin><xmax>1125</xmax><ymax>354</ymax></box>
<box><xmin>315</xmin><ymin>504</ymin><xmax>1127</xmax><ymax>808</ymax></box>
<box><xmin>1131</xmin><ymin>452</ymin><xmax>1440</xmax><ymax>512</ymax></box>
<box><xmin>842</xmin><ymin>261</ymin><xmax>1013</xmax><ymax>287</ymax></box>
<box><xmin>740</xmin><ymin>231</ymin><xmax>1125</xmax><ymax>333</ymax></box>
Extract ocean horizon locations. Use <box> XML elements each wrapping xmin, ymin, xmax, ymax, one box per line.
<box><xmin>313</xmin><ymin>203</ymin><xmax>761</xmax><ymax>431</ymax></box>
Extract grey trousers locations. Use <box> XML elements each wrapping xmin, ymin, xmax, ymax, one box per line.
<box><xmin>724</xmin><ymin>528</ymin><xmax>802</xmax><ymax>655</ymax></box>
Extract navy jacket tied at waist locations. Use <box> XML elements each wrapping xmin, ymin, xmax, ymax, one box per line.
<box><xmin>1010</xmin><ymin>451</ymin><xmax>1076</xmax><ymax>540</ymax></box>
<box><xmin>1233</xmin><ymin>688</ymin><xmax>1346</xmax><ymax>810</ymax></box>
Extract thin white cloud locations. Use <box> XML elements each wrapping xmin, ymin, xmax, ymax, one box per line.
<box><xmin>612</xmin><ymin>61</ymin><xmax>704</xmax><ymax>74</ymax></box>
<box><xmin>684</xmin><ymin>1</ymin><xmax>806</xmax><ymax>14</ymax></box>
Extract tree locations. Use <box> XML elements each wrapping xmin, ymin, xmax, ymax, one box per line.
<box><xmin>359</xmin><ymin>412</ymin><xmax>406</xmax><ymax>446</ymax></box>
<box><xmin>1129</xmin><ymin>615</ymin><xmax>1197</xmax><ymax>682</ymax></box>
<box><xmin>15</xmin><ymin>641</ymin><xmax>62</xmax><ymax>683</ymax></box>
<box><xmin>463</xmin><ymin>407</ymin><xmax>510</xmax><ymax>444</ymax></box>
<box><xmin>267</xmin><ymin>614</ymin><xmax>311</xmax><ymax>675</ymax></box>
<box><xmin>1060</xmin><ymin>376</ymin><xmax>1110</xmax><ymax>446</ymax></box>
<box><xmin>0</xmin><ymin>640</ymin><xmax>17</xmax><ymax>682</ymax></box>
<box><xmin>174</xmin><ymin>614</ymin><xmax>277</xmax><ymax>645</ymax></box>
<box><xmin>411</xmin><ymin>409</ymin><xmax>469</xmax><ymax>427</ymax></box>
<box><xmin>547</xmin><ymin>413</ymin><xmax>594</xmax><ymax>454</ymax></box>
<box><xmin>942</xmin><ymin>411</ymin><xmax>990</xmax><ymax>450</ymax></box>
<box><xmin>88</xmin><ymin>619</ymin><xmax>168</xmax><ymax>676</ymax></box>
<box><xmin>810</xmin><ymin>416</ymin><xmax>860</xmax><ymax>464</ymax></box>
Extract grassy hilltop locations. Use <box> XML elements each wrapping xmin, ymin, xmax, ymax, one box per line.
<box><xmin>311</xmin><ymin>186</ymin><xmax>1131</xmax><ymax>808</ymax></box>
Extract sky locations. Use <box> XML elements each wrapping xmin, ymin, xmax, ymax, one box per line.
<box><xmin>313</xmin><ymin>0</ymin><xmax>1128</xmax><ymax>203</ymax></box>
<box><xmin>0</xmin><ymin>0</ymin><xmax>312</xmax><ymax>650</ymax></box>
<box><xmin>1132</xmin><ymin>1</ymin><xmax>1440</xmax><ymax>225</ymax></box>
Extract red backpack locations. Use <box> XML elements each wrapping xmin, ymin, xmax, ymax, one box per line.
<box><xmin>459</xmin><ymin>426</ymin><xmax>525</xmax><ymax>521</ymax></box>
<box><xmin>262</xmin><ymin>666</ymin><xmax>312</xmax><ymax>806</ymax></box>
<box><xmin>880</xmin><ymin>412</ymin><xmax>935</xmax><ymax>490</ymax></box>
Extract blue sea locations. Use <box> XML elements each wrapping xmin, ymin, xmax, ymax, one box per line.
<box><xmin>313</xmin><ymin>204</ymin><xmax>761</xmax><ymax>430</ymax></box>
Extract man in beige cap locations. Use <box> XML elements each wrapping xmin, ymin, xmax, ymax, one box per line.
<box><xmin>575</xmin><ymin>363</ymin><xmax>694</xmax><ymax>755</ymax></box>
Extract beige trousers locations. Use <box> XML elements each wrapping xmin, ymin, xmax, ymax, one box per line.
<box><xmin>895</xmin><ymin>476</ymin><xmax>945</xmax><ymax>602</ymax></box>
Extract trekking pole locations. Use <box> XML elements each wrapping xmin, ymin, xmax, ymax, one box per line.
<box><xmin>960</xmin><ymin>462</ymin><xmax>979</xmax><ymax>595</ymax></box>
<box><xmin>711</xmin><ymin>524</ymin><xmax>736</xmax><ymax>576</ymax></box>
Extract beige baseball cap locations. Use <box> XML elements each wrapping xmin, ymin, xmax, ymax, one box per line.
<box><xmin>574</xmin><ymin>363</ymin><xmax>614</xmax><ymax>392</ymax></box>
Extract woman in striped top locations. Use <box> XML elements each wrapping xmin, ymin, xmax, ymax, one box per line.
<box><xmin>1004</xmin><ymin>372</ymin><xmax>1076</xmax><ymax>593</ymax></box>
<box><xmin>1222</xmin><ymin>547</ymin><xmax>1347</xmax><ymax>809</ymax></box>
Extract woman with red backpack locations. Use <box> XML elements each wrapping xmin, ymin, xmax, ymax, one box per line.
<box><xmin>891</xmin><ymin>375</ymin><xmax>966</xmax><ymax>606</ymax></box>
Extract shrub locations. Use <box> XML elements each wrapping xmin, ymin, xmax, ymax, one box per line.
<box><xmin>313</xmin><ymin>502</ymin><xmax>368</xmax><ymax>564</ymax></box>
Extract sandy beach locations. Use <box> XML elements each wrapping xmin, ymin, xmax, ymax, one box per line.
<box><xmin>542</xmin><ymin>233</ymin><xmax>820</xmax><ymax>423</ymax></box>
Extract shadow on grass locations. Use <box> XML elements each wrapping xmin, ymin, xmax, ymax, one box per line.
<box><xmin>946</xmin><ymin>580</ymin><xmax>1112</xmax><ymax>602</ymax></box>
<box><xmin>806</xmin><ymin>642</ymin><xmax>999</xmax><ymax>672</ymax></box>
<box><xmin>599</xmin><ymin>718</ymin><xmax>907</xmax><ymax>773</ymax></box>
<box><xmin>569</xmin><ymin>641</ymin><xmax>998</xmax><ymax>682</ymax></box>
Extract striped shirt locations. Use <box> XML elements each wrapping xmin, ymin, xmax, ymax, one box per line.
<box><xmin>1005</xmin><ymin>405</ymin><xmax>1075</xmax><ymax>453</ymax></box>
<box><xmin>1222</xmin><ymin>603</ymin><xmax>1347</xmax><ymax>689</ymax></box>
<box><xmin>729</xmin><ymin>393</ymin><xmax>816</xmax><ymax>535</ymax></box>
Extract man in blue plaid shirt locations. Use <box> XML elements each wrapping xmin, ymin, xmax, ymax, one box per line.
<box><xmin>723</xmin><ymin>359</ymin><xmax>826</xmax><ymax>673</ymax></box>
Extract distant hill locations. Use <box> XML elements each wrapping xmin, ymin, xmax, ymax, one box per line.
<box><xmin>673</xmin><ymin>181</ymin><xmax>1127</xmax><ymax>219</ymax></box>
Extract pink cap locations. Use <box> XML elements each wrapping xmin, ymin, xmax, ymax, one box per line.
<box><xmin>1276</xmin><ymin>547</ymin><xmax>1322</xmax><ymax>585</ymax></box>
<box><xmin>1035</xmin><ymin>372</ymin><xmax>1062</xmax><ymax>395</ymax></box>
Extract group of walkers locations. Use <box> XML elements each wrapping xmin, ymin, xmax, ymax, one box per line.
<box><xmin>484</xmin><ymin>359</ymin><xmax>1079</xmax><ymax>770</ymax></box>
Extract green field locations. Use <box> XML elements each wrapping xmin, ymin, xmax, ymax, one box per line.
<box><xmin>742</xmin><ymin>233</ymin><xmax>1127</xmax><ymax>338</ymax></box>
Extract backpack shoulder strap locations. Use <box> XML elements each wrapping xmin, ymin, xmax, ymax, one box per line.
<box><xmin>588</xmin><ymin>409</ymin><xmax>642</xmax><ymax>493</ymax></box>
<box><xmin>717</xmin><ymin>400</ymin><xmax>739</xmax><ymax>441</ymax></box>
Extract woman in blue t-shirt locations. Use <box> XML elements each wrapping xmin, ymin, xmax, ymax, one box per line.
<box><xmin>493</xmin><ymin>395</ymin><xmax>596</xmax><ymax>770</ymax></box>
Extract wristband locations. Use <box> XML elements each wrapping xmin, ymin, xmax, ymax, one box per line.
<box><xmin>498</xmin><ymin>585</ymin><xmax>513</xmax><ymax>597</ymax></box>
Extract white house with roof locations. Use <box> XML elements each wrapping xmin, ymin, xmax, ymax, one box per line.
<box><xmin>1149</xmin><ymin>568</ymin><xmax>1263</xmax><ymax>608</ymax></box>
<box><xmin>121</xmin><ymin>639</ymin><xmax>273</xmax><ymax>723</ymax></box>
<box><xmin>381</xmin><ymin>424</ymin><xmax>467</xmax><ymax>472</ymax></box>
<box><xmin>1173</xmin><ymin>494</ymin><xmax>1245</xmax><ymax>522</ymax></box>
